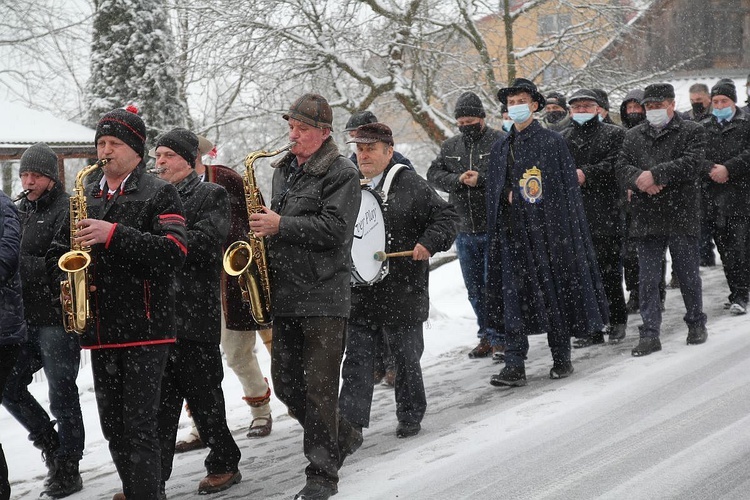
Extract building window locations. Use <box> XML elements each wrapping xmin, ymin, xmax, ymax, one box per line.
<box><xmin>538</xmin><ymin>14</ymin><xmax>572</xmax><ymax>36</ymax></box>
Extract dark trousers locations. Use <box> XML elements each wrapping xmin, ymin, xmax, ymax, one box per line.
<box><xmin>340</xmin><ymin>322</ymin><xmax>426</xmax><ymax>428</ymax></box>
<box><xmin>158</xmin><ymin>339</ymin><xmax>240</xmax><ymax>482</ymax></box>
<box><xmin>455</xmin><ymin>232</ymin><xmax>500</xmax><ymax>344</ymax></box>
<box><xmin>623</xmin><ymin>216</ymin><xmax>667</xmax><ymax>301</ymax></box>
<box><xmin>504</xmin><ymin>329</ymin><xmax>570</xmax><ymax>368</ymax></box>
<box><xmin>591</xmin><ymin>235</ymin><xmax>627</xmax><ymax>326</ymax></box>
<box><xmin>0</xmin><ymin>345</ymin><xmax>20</xmax><ymax>500</ymax></box>
<box><xmin>271</xmin><ymin>317</ymin><xmax>346</xmax><ymax>486</ymax></box>
<box><xmin>2</xmin><ymin>325</ymin><xmax>84</xmax><ymax>460</ymax></box>
<box><xmin>637</xmin><ymin>235</ymin><xmax>706</xmax><ymax>338</ymax></box>
<box><xmin>92</xmin><ymin>345</ymin><xmax>169</xmax><ymax>500</ymax></box>
<box><xmin>713</xmin><ymin>217</ymin><xmax>750</xmax><ymax>305</ymax></box>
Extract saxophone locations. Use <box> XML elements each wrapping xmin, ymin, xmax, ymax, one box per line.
<box><xmin>222</xmin><ymin>142</ymin><xmax>295</xmax><ymax>326</ymax></box>
<box><xmin>58</xmin><ymin>159</ymin><xmax>108</xmax><ymax>334</ymax></box>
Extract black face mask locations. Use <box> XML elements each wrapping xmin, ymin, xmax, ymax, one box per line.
<box><xmin>691</xmin><ymin>102</ymin><xmax>706</xmax><ymax>115</ymax></box>
<box><xmin>545</xmin><ymin>110</ymin><xmax>567</xmax><ymax>124</ymax></box>
<box><xmin>625</xmin><ymin>112</ymin><xmax>646</xmax><ymax>127</ymax></box>
<box><xmin>459</xmin><ymin>123</ymin><xmax>484</xmax><ymax>143</ymax></box>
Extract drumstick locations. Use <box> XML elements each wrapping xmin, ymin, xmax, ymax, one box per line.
<box><xmin>373</xmin><ymin>250</ymin><xmax>414</xmax><ymax>262</ymax></box>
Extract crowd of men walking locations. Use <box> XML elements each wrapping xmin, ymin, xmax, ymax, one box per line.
<box><xmin>0</xmin><ymin>72</ymin><xmax>748</xmax><ymax>500</ymax></box>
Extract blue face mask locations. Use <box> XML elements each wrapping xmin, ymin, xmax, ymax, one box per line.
<box><xmin>508</xmin><ymin>104</ymin><xmax>532</xmax><ymax>123</ymax></box>
<box><xmin>502</xmin><ymin>119</ymin><xmax>514</xmax><ymax>132</ymax></box>
<box><xmin>712</xmin><ymin>106</ymin><xmax>734</xmax><ymax>121</ymax></box>
<box><xmin>598</xmin><ymin>114</ymin><xmax>604</xmax><ymax>122</ymax></box>
<box><xmin>572</xmin><ymin>113</ymin><xmax>596</xmax><ymax>125</ymax></box>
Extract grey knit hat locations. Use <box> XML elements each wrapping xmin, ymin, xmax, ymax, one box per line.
<box><xmin>19</xmin><ymin>143</ymin><xmax>59</xmax><ymax>181</ymax></box>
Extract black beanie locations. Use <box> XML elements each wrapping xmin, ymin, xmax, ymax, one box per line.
<box><xmin>711</xmin><ymin>79</ymin><xmax>737</xmax><ymax>103</ymax></box>
<box><xmin>155</xmin><ymin>128</ymin><xmax>199</xmax><ymax>167</ymax></box>
<box><xmin>591</xmin><ymin>88</ymin><xmax>610</xmax><ymax>110</ymax></box>
<box><xmin>19</xmin><ymin>142</ymin><xmax>59</xmax><ymax>181</ymax></box>
<box><xmin>344</xmin><ymin>111</ymin><xmax>378</xmax><ymax>132</ymax></box>
<box><xmin>454</xmin><ymin>92</ymin><xmax>486</xmax><ymax>119</ymax></box>
<box><xmin>545</xmin><ymin>92</ymin><xmax>568</xmax><ymax>110</ymax></box>
<box><xmin>95</xmin><ymin>105</ymin><xmax>147</xmax><ymax>158</ymax></box>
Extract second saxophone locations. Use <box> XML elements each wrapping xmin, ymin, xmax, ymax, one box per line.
<box><xmin>222</xmin><ymin>142</ymin><xmax>295</xmax><ymax>326</ymax></box>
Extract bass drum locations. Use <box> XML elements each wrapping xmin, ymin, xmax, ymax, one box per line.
<box><xmin>351</xmin><ymin>187</ymin><xmax>388</xmax><ymax>286</ymax></box>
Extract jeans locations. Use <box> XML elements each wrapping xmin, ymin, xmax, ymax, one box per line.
<box><xmin>637</xmin><ymin>235</ymin><xmax>706</xmax><ymax>338</ymax></box>
<box><xmin>92</xmin><ymin>344</ymin><xmax>169</xmax><ymax>500</ymax></box>
<box><xmin>0</xmin><ymin>344</ymin><xmax>20</xmax><ymax>500</ymax></box>
<box><xmin>455</xmin><ymin>232</ymin><xmax>501</xmax><ymax>345</ymax></box>
<box><xmin>340</xmin><ymin>322</ymin><xmax>426</xmax><ymax>428</ymax></box>
<box><xmin>2</xmin><ymin>325</ymin><xmax>84</xmax><ymax>460</ymax></box>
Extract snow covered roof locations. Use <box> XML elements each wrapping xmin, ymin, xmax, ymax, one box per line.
<box><xmin>0</xmin><ymin>100</ymin><xmax>95</xmax><ymax>150</ymax></box>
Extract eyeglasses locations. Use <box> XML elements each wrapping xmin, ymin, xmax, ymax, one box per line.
<box><xmin>570</xmin><ymin>103</ymin><xmax>597</xmax><ymax>111</ymax></box>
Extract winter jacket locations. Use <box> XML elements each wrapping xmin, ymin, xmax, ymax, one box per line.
<box><xmin>350</xmin><ymin>161</ymin><xmax>458</xmax><ymax>326</ymax></box>
<box><xmin>561</xmin><ymin>116</ymin><xmax>625</xmax><ymax>237</ymax></box>
<box><xmin>0</xmin><ymin>191</ymin><xmax>26</xmax><ymax>346</ymax></box>
<box><xmin>204</xmin><ymin>164</ymin><xmax>261</xmax><ymax>331</ymax></box>
<box><xmin>485</xmin><ymin>120</ymin><xmax>608</xmax><ymax>336</ymax></box>
<box><xmin>174</xmin><ymin>171</ymin><xmax>230</xmax><ymax>344</ymax></box>
<box><xmin>18</xmin><ymin>182</ymin><xmax>69</xmax><ymax>326</ymax></box>
<box><xmin>47</xmin><ymin>162</ymin><xmax>187</xmax><ymax>348</ymax></box>
<box><xmin>700</xmin><ymin>107</ymin><xmax>750</xmax><ymax>220</ymax></box>
<box><xmin>268</xmin><ymin>137</ymin><xmax>361</xmax><ymax>318</ymax></box>
<box><xmin>427</xmin><ymin>125</ymin><xmax>503</xmax><ymax>234</ymax></box>
<box><xmin>616</xmin><ymin>114</ymin><xmax>707</xmax><ymax>238</ymax></box>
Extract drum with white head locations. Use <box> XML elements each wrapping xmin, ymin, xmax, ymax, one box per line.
<box><xmin>351</xmin><ymin>187</ymin><xmax>388</xmax><ymax>285</ymax></box>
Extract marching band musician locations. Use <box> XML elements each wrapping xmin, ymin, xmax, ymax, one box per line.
<box><xmin>3</xmin><ymin>143</ymin><xmax>85</xmax><ymax>498</ymax></box>
<box><xmin>153</xmin><ymin>128</ymin><xmax>241</xmax><ymax>496</ymax></box>
<box><xmin>46</xmin><ymin>107</ymin><xmax>188</xmax><ymax>500</ymax></box>
<box><xmin>248</xmin><ymin>93</ymin><xmax>361</xmax><ymax>500</ymax></box>
<box><xmin>172</xmin><ymin>135</ymin><xmax>274</xmax><ymax>453</ymax></box>
<box><xmin>339</xmin><ymin>123</ymin><xmax>458</xmax><ymax>441</ymax></box>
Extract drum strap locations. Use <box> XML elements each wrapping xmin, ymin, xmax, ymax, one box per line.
<box><xmin>380</xmin><ymin>164</ymin><xmax>408</xmax><ymax>203</ymax></box>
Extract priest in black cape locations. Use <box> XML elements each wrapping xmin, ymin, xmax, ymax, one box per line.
<box><xmin>485</xmin><ymin>78</ymin><xmax>609</xmax><ymax>387</ymax></box>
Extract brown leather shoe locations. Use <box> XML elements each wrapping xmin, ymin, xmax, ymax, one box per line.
<box><xmin>197</xmin><ymin>471</ymin><xmax>242</xmax><ymax>494</ymax></box>
<box><xmin>468</xmin><ymin>338</ymin><xmax>493</xmax><ymax>358</ymax></box>
<box><xmin>382</xmin><ymin>369</ymin><xmax>396</xmax><ymax>387</ymax></box>
<box><xmin>246</xmin><ymin>415</ymin><xmax>272</xmax><ymax>438</ymax></box>
<box><xmin>175</xmin><ymin>436</ymin><xmax>206</xmax><ymax>453</ymax></box>
<box><xmin>113</xmin><ymin>494</ymin><xmax>126</xmax><ymax>500</ymax></box>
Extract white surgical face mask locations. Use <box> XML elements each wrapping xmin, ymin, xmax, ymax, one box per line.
<box><xmin>508</xmin><ymin>104</ymin><xmax>532</xmax><ymax>124</ymax></box>
<box><xmin>646</xmin><ymin>108</ymin><xmax>669</xmax><ymax>127</ymax></box>
<box><xmin>502</xmin><ymin>119</ymin><xmax>514</xmax><ymax>132</ymax></box>
<box><xmin>572</xmin><ymin>113</ymin><xmax>596</xmax><ymax>125</ymax></box>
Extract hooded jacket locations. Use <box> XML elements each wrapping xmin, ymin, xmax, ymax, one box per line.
<box><xmin>427</xmin><ymin>125</ymin><xmax>503</xmax><ymax>233</ymax></box>
<box><xmin>269</xmin><ymin>137</ymin><xmax>361</xmax><ymax>318</ymax></box>
<box><xmin>619</xmin><ymin>89</ymin><xmax>646</xmax><ymax>129</ymax></box>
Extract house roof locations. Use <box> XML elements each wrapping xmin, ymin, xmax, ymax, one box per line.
<box><xmin>0</xmin><ymin>101</ymin><xmax>95</xmax><ymax>160</ymax></box>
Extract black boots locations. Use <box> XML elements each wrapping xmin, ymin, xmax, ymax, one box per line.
<box><xmin>631</xmin><ymin>337</ymin><xmax>662</xmax><ymax>357</ymax></box>
<box><xmin>687</xmin><ymin>324</ymin><xmax>708</xmax><ymax>345</ymax></box>
<box><xmin>40</xmin><ymin>458</ymin><xmax>83</xmax><ymax>498</ymax></box>
<box><xmin>32</xmin><ymin>425</ymin><xmax>60</xmax><ymax>487</ymax></box>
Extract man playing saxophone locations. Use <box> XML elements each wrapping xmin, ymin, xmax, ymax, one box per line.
<box><xmin>249</xmin><ymin>93</ymin><xmax>361</xmax><ymax>500</ymax></box>
<box><xmin>47</xmin><ymin>106</ymin><xmax>187</xmax><ymax>500</ymax></box>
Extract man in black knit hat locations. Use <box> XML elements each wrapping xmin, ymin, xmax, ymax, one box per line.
<box><xmin>3</xmin><ymin>143</ymin><xmax>85</xmax><ymax>498</ymax></box>
<box><xmin>154</xmin><ymin>128</ymin><xmax>241</xmax><ymax>495</ymax></box>
<box><xmin>428</xmin><ymin>91</ymin><xmax>505</xmax><ymax>361</ymax></box>
<box><xmin>47</xmin><ymin>106</ymin><xmax>187</xmax><ymax>500</ymax></box>
<box><xmin>541</xmin><ymin>91</ymin><xmax>571</xmax><ymax>132</ymax></box>
<box><xmin>701</xmin><ymin>79</ymin><xmax>750</xmax><ymax>315</ymax></box>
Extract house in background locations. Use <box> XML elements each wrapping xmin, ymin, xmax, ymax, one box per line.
<box><xmin>0</xmin><ymin>101</ymin><xmax>95</xmax><ymax>194</ymax></box>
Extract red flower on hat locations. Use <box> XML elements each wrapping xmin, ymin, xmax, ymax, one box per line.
<box><xmin>208</xmin><ymin>146</ymin><xmax>218</xmax><ymax>159</ymax></box>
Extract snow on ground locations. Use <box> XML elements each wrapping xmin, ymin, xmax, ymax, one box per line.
<box><xmin>3</xmin><ymin>258</ymin><xmax>750</xmax><ymax>499</ymax></box>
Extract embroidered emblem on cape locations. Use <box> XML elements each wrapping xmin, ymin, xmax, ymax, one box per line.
<box><xmin>519</xmin><ymin>166</ymin><xmax>543</xmax><ymax>203</ymax></box>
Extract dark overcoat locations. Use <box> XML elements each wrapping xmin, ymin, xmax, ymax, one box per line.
<box><xmin>485</xmin><ymin>120</ymin><xmax>608</xmax><ymax>336</ymax></box>
<box><xmin>174</xmin><ymin>171</ymin><xmax>230</xmax><ymax>344</ymax></box>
